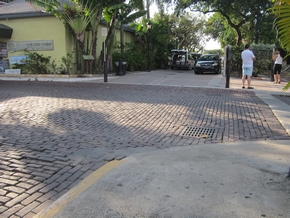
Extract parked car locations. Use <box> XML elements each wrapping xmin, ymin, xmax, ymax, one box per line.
<box><xmin>170</xmin><ymin>50</ymin><xmax>200</xmax><ymax>70</ymax></box>
<box><xmin>194</xmin><ymin>54</ymin><xmax>221</xmax><ymax>74</ymax></box>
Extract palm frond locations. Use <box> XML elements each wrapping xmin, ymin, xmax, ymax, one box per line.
<box><xmin>269</xmin><ymin>0</ymin><xmax>290</xmax><ymax>51</ymax></box>
<box><xmin>282</xmin><ymin>81</ymin><xmax>290</xmax><ymax>91</ymax></box>
<box><xmin>123</xmin><ymin>10</ymin><xmax>147</xmax><ymax>24</ymax></box>
<box><xmin>269</xmin><ymin>1</ymin><xmax>290</xmax><ymax>91</ymax></box>
<box><xmin>58</xmin><ymin>0</ymin><xmax>99</xmax><ymax>40</ymax></box>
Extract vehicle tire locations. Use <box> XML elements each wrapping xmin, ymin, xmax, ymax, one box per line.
<box><xmin>171</xmin><ymin>67</ymin><xmax>174</xmax><ymax>70</ymax></box>
<box><xmin>195</xmin><ymin>71</ymin><xmax>199</xmax><ymax>74</ymax></box>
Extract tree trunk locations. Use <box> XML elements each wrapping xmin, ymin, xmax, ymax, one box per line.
<box><xmin>92</xmin><ymin>11</ymin><xmax>102</xmax><ymax>71</ymax></box>
<box><xmin>120</xmin><ymin>22</ymin><xmax>124</xmax><ymax>61</ymax></box>
<box><xmin>97</xmin><ymin>14</ymin><xmax>117</xmax><ymax>68</ymax></box>
<box><xmin>219</xmin><ymin>11</ymin><xmax>247</xmax><ymax>46</ymax></box>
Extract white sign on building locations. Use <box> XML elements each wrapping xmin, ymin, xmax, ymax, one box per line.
<box><xmin>7</xmin><ymin>40</ymin><xmax>54</xmax><ymax>52</ymax></box>
<box><xmin>5</xmin><ymin>69</ymin><xmax>21</xmax><ymax>74</ymax></box>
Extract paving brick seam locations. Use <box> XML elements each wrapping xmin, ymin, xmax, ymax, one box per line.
<box><xmin>0</xmin><ymin>81</ymin><xmax>289</xmax><ymax>217</ymax></box>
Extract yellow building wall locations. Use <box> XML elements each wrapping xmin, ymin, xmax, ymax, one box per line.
<box><xmin>123</xmin><ymin>29</ymin><xmax>136</xmax><ymax>44</ymax></box>
<box><xmin>0</xmin><ymin>16</ymin><xmax>136</xmax><ymax>74</ymax></box>
<box><xmin>0</xmin><ymin>16</ymin><xmax>68</xmax><ymax>68</ymax></box>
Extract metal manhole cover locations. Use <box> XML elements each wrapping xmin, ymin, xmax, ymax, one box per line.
<box><xmin>182</xmin><ymin>127</ymin><xmax>217</xmax><ymax>139</ymax></box>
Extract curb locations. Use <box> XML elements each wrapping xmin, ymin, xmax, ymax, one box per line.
<box><xmin>34</xmin><ymin>159</ymin><xmax>127</xmax><ymax>218</ymax></box>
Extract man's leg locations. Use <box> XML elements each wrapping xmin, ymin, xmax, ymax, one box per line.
<box><xmin>242</xmin><ymin>75</ymin><xmax>246</xmax><ymax>88</ymax></box>
<box><xmin>247</xmin><ymin>67</ymin><xmax>253</xmax><ymax>89</ymax></box>
<box><xmin>247</xmin><ymin>76</ymin><xmax>251</xmax><ymax>87</ymax></box>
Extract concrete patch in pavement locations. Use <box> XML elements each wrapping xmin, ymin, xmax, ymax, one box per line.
<box><xmin>51</xmin><ymin>140</ymin><xmax>290</xmax><ymax>218</ymax></box>
<box><xmin>34</xmin><ymin>160</ymin><xmax>127</xmax><ymax>218</ymax></box>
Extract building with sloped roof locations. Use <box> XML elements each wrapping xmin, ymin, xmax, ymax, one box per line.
<box><xmin>0</xmin><ymin>0</ymin><xmax>77</xmax><ymax>73</ymax></box>
<box><xmin>0</xmin><ymin>0</ymin><xmax>136</xmax><ymax>74</ymax></box>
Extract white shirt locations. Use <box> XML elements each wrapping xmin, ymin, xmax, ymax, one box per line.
<box><xmin>241</xmin><ymin>49</ymin><xmax>255</xmax><ymax>67</ymax></box>
<box><xmin>275</xmin><ymin>54</ymin><xmax>283</xmax><ymax>65</ymax></box>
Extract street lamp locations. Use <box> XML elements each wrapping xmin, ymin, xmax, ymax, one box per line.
<box><xmin>147</xmin><ymin>21</ymin><xmax>151</xmax><ymax>72</ymax></box>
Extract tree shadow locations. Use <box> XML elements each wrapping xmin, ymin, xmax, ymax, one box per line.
<box><xmin>0</xmin><ymin>80</ymin><xmax>289</xmax><ymax>216</ymax></box>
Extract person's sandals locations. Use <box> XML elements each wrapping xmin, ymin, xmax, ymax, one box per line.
<box><xmin>247</xmin><ymin>87</ymin><xmax>254</xmax><ymax>89</ymax></box>
<box><xmin>242</xmin><ymin>86</ymin><xmax>245</xmax><ymax>89</ymax></box>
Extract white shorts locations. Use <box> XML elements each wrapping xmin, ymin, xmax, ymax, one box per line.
<box><xmin>242</xmin><ymin>66</ymin><xmax>253</xmax><ymax>76</ymax></box>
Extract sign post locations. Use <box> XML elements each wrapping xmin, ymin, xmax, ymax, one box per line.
<box><xmin>102</xmin><ymin>28</ymin><xmax>108</xmax><ymax>82</ymax></box>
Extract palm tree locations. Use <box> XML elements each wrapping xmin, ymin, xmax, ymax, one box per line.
<box><xmin>98</xmin><ymin>0</ymin><xmax>146</xmax><ymax>67</ymax></box>
<box><xmin>270</xmin><ymin>0</ymin><xmax>290</xmax><ymax>90</ymax></box>
<box><xmin>27</xmin><ymin>0</ymin><xmax>102</xmax><ymax>74</ymax></box>
<box><xmin>27</xmin><ymin>0</ymin><xmax>146</xmax><ymax>73</ymax></box>
<box><xmin>27</xmin><ymin>0</ymin><xmax>99</xmax><ymax>55</ymax></box>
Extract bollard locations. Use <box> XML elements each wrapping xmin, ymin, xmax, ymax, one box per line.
<box><xmin>225</xmin><ymin>45</ymin><xmax>232</xmax><ymax>88</ymax></box>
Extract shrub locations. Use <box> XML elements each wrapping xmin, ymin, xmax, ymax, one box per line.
<box><xmin>12</xmin><ymin>51</ymin><xmax>52</xmax><ymax>74</ymax></box>
<box><xmin>231</xmin><ymin>44</ymin><xmax>273</xmax><ymax>77</ymax></box>
<box><xmin>112</xmin><ymin>42</ymin><xmax>147</xmax><ymax>72</ymax></box>
<box><xmin>11</xmin><ymin>51</ymin><xmax>75</xmax><ymax>74</ymax></box>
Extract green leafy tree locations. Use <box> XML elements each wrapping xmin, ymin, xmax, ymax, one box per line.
<box><xmin>123</xmin><ymin>11</ymin><xmax>206</xmax><ymax>70</ymax></box>
<box><xmin>100</xmin><ymin>1</ymin><xmax>146</xmax><ymax>67</ymax></box>
<box><xmin>176</xmin><ymin>13</ymin><xmax>206</xmax><ymax>51</ymax></box>
<box><xmin>205</xmin><ymin>13</ymin><xmax>236</xmax><ymax>48</ymax></box>
<box><xmin>27</xmin><ymin>0</ymin><xmax>103</xmax><ymax>74</ymax></box>
<box><xmin>270</xmin><ymin>0</ymin><xmax>290</xmax><ymax>51</ymax></box>
<box><xmin>168</xmin><ymin>12</ymin><xmax>206</xmax><ymax>51</ymax></box>
<box><xmin>173</xmin><ymin>0</ymin><xmax>276</xmax><ymax>46</ymax></box>
<box><xmin>27</xmin><ymin>0</ymin><xmax>99</xmax><ymax>55</ymax></box>
<box><xmin>150</xmin><ymin>14</ymin><xmax>175</xmax><ymax>68</ymax></box>
<box><xmin>269</xmin><ymin>0</ymin><xmax>290</xmax><ymax>90</ymax></box>
<box><xmin>27</xmin><ymin>0</ymin><xmax>145</xmax><ymax>73</ymax></box>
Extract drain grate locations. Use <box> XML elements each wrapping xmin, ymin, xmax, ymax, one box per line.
<box><xmin>182</xmin><ymin>127</ymin><xmax>217</xmax><ymax>139</ymax></box>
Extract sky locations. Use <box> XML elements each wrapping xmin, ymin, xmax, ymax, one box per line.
<box><xmin>150</xmin><ymin>3</ymin><xmax>221</xmax><ymax>50</ymax></box>
<box><xmin>205</xmin><ymin>39</ymin><xmax>221</xmax><ymax>50</ymax></box>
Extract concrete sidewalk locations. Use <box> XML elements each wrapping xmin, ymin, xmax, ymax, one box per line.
<box><xmin>36</xmin><ymin>140</ymin><xmax>290</xmax><ymax>218</ymax></box>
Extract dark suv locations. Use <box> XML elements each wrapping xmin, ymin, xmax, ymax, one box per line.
<box><xmin>194</xmin><ymin>54</ymin><xmax>221</xmax><ymax>74</ymax></box>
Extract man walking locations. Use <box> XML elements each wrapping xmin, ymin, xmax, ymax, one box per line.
<box><xmin>241</xmin><ymin>44</ymin><xmax>256</xmax><ymax>89</ymax></box>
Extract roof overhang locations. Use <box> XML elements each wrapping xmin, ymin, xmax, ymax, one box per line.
<box><xmin>0</xmin><ymin>23</ymin><xmax>13</xmax><ymax>39</ymax></box>
<box><xmin>0</xmin><ymin>12</ymin><xmax>53</xmax><ymax>20</ymax></box>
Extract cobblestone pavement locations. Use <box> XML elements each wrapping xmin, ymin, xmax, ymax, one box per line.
<box><xmin>0</xmin><ymin>80</ymin><xmax>289</xmax><ymax>218</ymax></box>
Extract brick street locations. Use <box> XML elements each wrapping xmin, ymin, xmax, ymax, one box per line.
<box><xmin>0</xmin><ymin>80</ymin><xmax>289</xmax><ymax>217</ymax></box>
